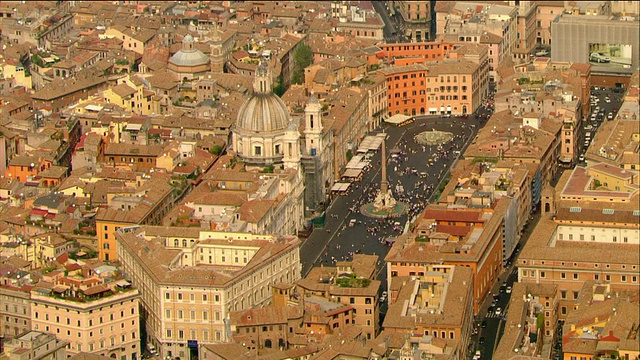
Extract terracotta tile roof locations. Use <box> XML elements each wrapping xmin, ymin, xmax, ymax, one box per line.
<box><xmin>422</xmin><ymin>208</ymin><xmax>483</xmax><ymax>223</ymax></box>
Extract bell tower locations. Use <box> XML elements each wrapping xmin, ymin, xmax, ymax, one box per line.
<box><xmin>304</xmin><ymin>93</ymin><xmax>323</xmax><ymax>156</ymax></box>
<box><xmin>283</xmin><ymin>122</ymin><xmax>301</xmax><ymax>170</ymax></box>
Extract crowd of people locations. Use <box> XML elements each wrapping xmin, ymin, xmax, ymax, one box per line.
<box><xmin>316</xmin><ymin>120</ymin><xmax>473</xmax><ymax>268</ymax></box>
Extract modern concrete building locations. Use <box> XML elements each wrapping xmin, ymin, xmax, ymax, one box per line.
<box><xmin>115</xmin><ymin>226</ymin><xmax>301</xmax><ymax>359</ymax></box>
<box><xmin>551</xmin><ymin>15</ymin><xmax>639</xmax><ymax>80</ymax></box>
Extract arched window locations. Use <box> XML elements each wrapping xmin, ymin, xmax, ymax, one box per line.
<box><xmin>264</xmin><ymin>339</ymin><xmax>272</xmax><ymax>348</ymax></box>
<box><xmin>182</xmin><ymin>239</ymin><xmax>187</xmax><ymax>247</ymax></box>
<box><xmin>174</xmin><ymin>239</ymin><xmax>179</xmax><ymax>247</ymax></box>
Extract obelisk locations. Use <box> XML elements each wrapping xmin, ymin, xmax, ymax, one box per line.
<box><xmin>380</xmin><ymin>132</ymin><xmax>388</xmax><ymax>194</ymax></box>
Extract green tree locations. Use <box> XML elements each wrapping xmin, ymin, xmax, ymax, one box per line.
<box><xmin>273</xmin><ymin>74</ymin><xmax>286</xmax><ymax>96</ymax></box>
<box><xmin>346</xmin><ymin>149</ymin><xmax>353</xmax><ymax>161</ymax></box>
<box><xmin>291</xmin><ymin>43</ymin><xmax>313</xmax><ymax>85</ymax></box>
<box><xmin>210</xmin><ymin>145</ymin><xmax>223</xmax><ymax>156</ymax></box>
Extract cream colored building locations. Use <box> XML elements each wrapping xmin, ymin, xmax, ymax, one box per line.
<box><xmin>519</xmin><ymin>167</ymin><xmax>640</xmax><ymax>318</ymax></box>
<box><xmin>0</xmin><ymin>286</ymin><xmax>31</xmax><ymax>339</ymax></box>
<box><xmin>3</xmin><ymin>331</ymin><xmax>68</xmax><ymax>360</ymax></box>
<box><xmin>424</xmin><ymin>59</ymin><xmax>485</xmax><ymax>115</ymax></box>
<box><xmin>30</xmin><ymin>285</ymin><xmax>140</xmax><ymax>359</ymax></box>
<box><xmin>31</xmin><ymin>233</ymin><xmax>76</xmax><ymax>268</ymax></box>
<box><xmin>115</xmin><ymin>226</ymin><xmax>301</xmax><ymax>359</ymax></box>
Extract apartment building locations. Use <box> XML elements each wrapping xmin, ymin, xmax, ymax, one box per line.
<box><xmin>436</xmin><ymin>2</ymin><xmax>518</xmax><ymax>82</ymax></box>
<box><xmin>383</xmin><ymin>265</ymin><xmax>474</xmax><ymax>359</ymax></box>
<box><xmin>104</xmin><ymin>25</ymin><xmax>156</xmax><ymax>56</ymax></box>
<box><xmin>519</xmin><ymin>166</ymin><xmax>640</xmax><ymax>319</ymax></box>
<box><xmin>386</xmin><ymin>199</ymin><xmax>509</xmax><ymax>312</ymax></box>
<box><xmin>493</xmin><ymin>282</ymin><xmax>559</xmax><ymax>359</ymax></box>
<box><xmin>535</xmin><ymin>1</ymin><xmax>565</xmax><ymax>47</ymax></box>
<box><xmin>378</xmin><ymin>64</ymin><xmax>426</xmax><ymax>117</ymax></box>
<box><xmin>96</xmin><ymin>177</ymin><xmax>176</xmax><ymax>261</ymax></box>
<box><xmin>296</xmin><ymin>254</ymin><xmax>381</xmax><ymax>340</ymax></box>
<box><xmin>102</xmin><ymin>75</ymin><xmax>154</xmax><ymax>116</ymax></box>
<box><xmin>497</xmin><ymin>71</ymin><xmax>586</xmax><ymax>167</ymax></box>
<box><xmin>0</xmin><ymin>285</ymin><xmax>32</xmax><ymax>339</ymax></box>
<box><xmin>561</xmin><ymin>282</ymin><xmax>640</xmax><ymax>360</ymax></box>
<box><xmin>464</xmin><ymin>110</ymin><xmax>563</xmax><ymax>206</ymax></box>
<box><xmin>512</xmin><ymin>0</ymin><xmax>538</xmax><ymax>61</ymax></box>
<box><xmin>424</xmin><ymin>59</ymin><xmax>484</xmax><ymax>116</ymax></box>
<box><xmin>227</xmin><ymin>302</ymin><xmax>304</xmax><ymax>353</ymax></box>
<box><xmin>2</xmin><ymin>331</ymin><xmax>68</xmax><ymax>360</ymax></box>
<box><xmin>438</xmin><ymin>160</ymin><xmax>531</xmax><ymax>264</ymax></box>
<box><xmin>377</xmin><ymin>40</ymin><xmax>453</xmax><ymax>66</ymax></box>
<box><xmin>324</xmin><ymin>87</ymin><xmax>369</xmax><ymax>180</ymax></box>
<box><xmin>115</xmin><ymin>226</ymin><xmax>301</xmax><ymax>359</ymax></box>
<box><xmin>389</xmin><ymin>1</ymin><xmax>433</xmax><ymax>42</ymax></box>
<box><xmin>30</xmin><ymin>282</ymin><xmax>140</xmax><ymax>359</ymax></box>
<box><xmin>362</xmin><ymin>74</ymin><xmax>388</xmax><ymax>131</ymax></box>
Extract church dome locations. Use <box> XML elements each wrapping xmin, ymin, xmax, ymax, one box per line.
<box><xmin>169</xmin><ymin>34</ymin><xmax>209</xmax><ymax>67</ymax></box>
<box><xmin>236</xmin><ymin>94</ymin><xmax>291</xmax><ymax>134</ymax></box>
<box><xmin>235</xmin><ymin>63</ymin><xmax>290</xmax><ymax>134</ymax></box>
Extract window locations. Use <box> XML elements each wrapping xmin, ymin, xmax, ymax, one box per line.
<box><xmin>573</xmin><ymin>273</ymin><xmax>578</xmax><ymax>280</ymax></box>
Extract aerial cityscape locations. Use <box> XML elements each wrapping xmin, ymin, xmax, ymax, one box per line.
<box><xmin>0</xmin><ymin>1</ymin><xmax>638</xmax><ymax>360</ymax></box>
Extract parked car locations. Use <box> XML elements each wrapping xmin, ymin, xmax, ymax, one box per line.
<box><xmin>506</xmin><ymin>286</ymin><xmax>512</xmax><ymax>294</ymax></box>
<box><xmin>495</xmin><ymin>307</ymin><xmax>502</xmax><ymax>315</ymax></box>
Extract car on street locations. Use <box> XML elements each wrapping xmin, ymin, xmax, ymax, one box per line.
<box><xmin>479</xmin><ymin>337</ymin><xmax>486</xmax><ymax>345</ymax></box>
<box><xmin>506</xmin><ymin>286</ymin><xmax>512</xmax><ymax>294</ymax></box>
<box><xmin>579</xmin><ymin>154</ymin><xmax>585</xmax><ymax>162</ymax></box>
<box><xmin>481</xmin><ymin>320</ymin><xmax>487</xmax><ymax>328</ymax></box>
<box><xmin>379</xmin><ymin>291</ymin><xmax>387</xmax><ymax>303</ymax></box>
<box><xmin>495</xmin><ymin>307</ymin><xmax>502</xmax><ymax>315</ymax></box>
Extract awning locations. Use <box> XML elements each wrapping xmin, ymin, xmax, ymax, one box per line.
<box><xmin>330</xmin><ymin>182</ymin><xmax>351</xmax><ymax>192</ymax></box>
<box><xmin>342</xmin><ymin>169</ymin><xmax>362</xmax><ymax>178</ymax></box>
<box><xmin>357</xmin><ymin>135</ymin><xmax>384</xmax><ymax>153</ymax></box>
<box><xmin>346</xmin><ymin>155</ymin><xmax>364</xmax><ymax>169</ymax></box>
<box><xmin>384</xmin><ymin>114</ymin><xmax>411</xmax><ymax>124</ymax></box>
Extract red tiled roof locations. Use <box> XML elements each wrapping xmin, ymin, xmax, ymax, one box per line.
<box><xmin>65</xmin><ymin>263</ymin><xmax>82</xmax><ymax>271</ymax></box>
<box><xmin>30</xmin><ymin>209</ymin><xmax>48</xmax><ymax>216</ymax></box>
<box><xmin>422</xmin><ymin>209</ymin><xmax>484</xmax><ymax>223</ymax></box>
<box><xmin>435</xmin><ymin>224</ymin><xmax>472</xmax><ymax>237</ymax></box>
